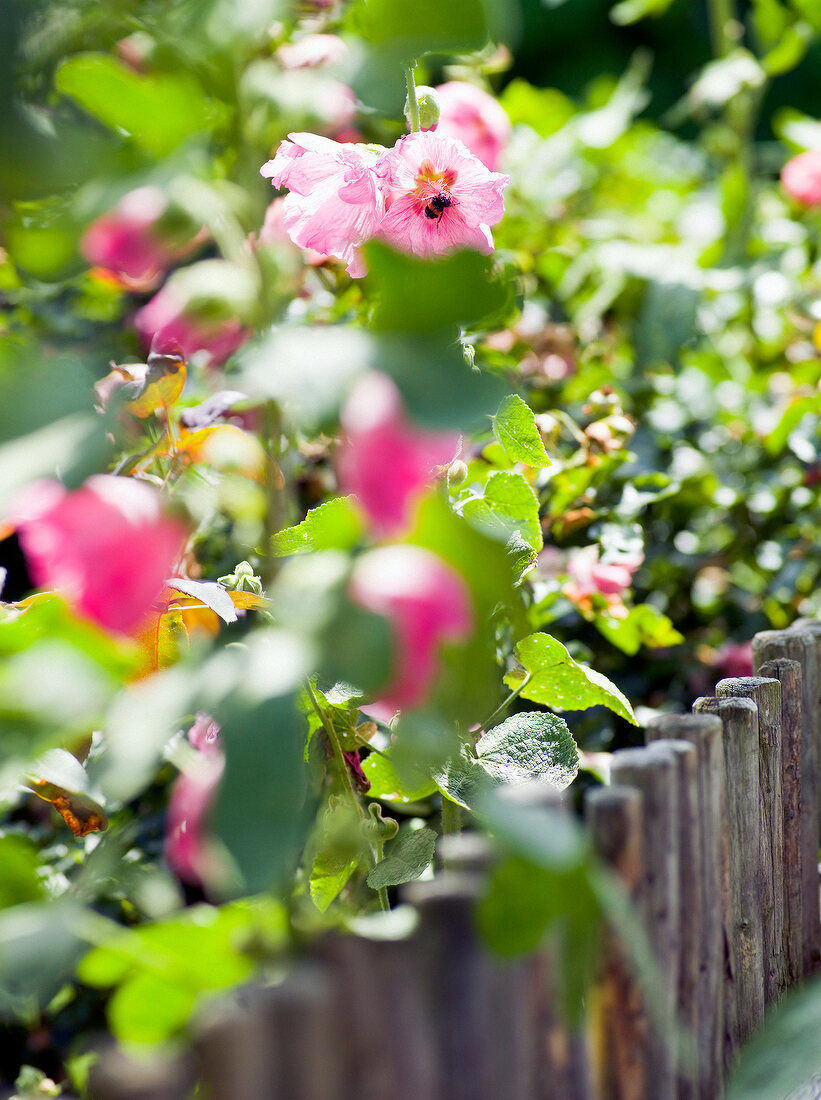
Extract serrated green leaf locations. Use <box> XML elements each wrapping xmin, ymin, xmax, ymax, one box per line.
<box><xmin>366</xmin><ymin>827</ymin><xmax>437</xmax><ymax>889</ymax></box>
<box><xmin>460</xmin><ymin>471</ymin><xmax>543</xmax><ymax>552</ymax></box>
<box><xmin>493</xmin><ymin>395</ymin><xmax>551</xmax><ymax>468</ymax></box>
<box><xmin>477</xmin><ymin>712</ymin><xmax>579</xmax><ymax>790</ymax></box>
<box><xmin>504</xmin><ymin>633</ymin><xmax>636</xmax><ymax>724</ymax></box>
<box><xmin>274</xmin><ymin>497</ymin><xmax>363</xmax><ymax>556</ymax></box>
<box><xmin>361</xmin><ymin>750</ymin><xmax>438</xmax><ymax>803</ymax></box>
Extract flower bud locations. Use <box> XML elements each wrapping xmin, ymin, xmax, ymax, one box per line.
<box><xmin>447</xmin><ymin>460</ymin><xmax>469</xmax><ymax>486</ymax></box>
<box><xmin>405</xmin><ymin>85</ymin><xmax>441</xmax><ymax>131</ymax></box>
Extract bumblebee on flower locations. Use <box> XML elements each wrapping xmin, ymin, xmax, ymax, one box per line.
<box><xmin>260</xmin><ymin>118</ymin><xmax>510</xmax><ymax>273</ymax></box>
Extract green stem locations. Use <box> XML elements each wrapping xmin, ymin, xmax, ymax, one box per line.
<box><xmin>305</xmin><ymin>681</ymin><xmax>389</xmax><ymax>907</ymax></box>
<box><xmin>441</xmin><ymin>795</ymin><xmax>462</xmax><ymax>835</ymax></box>
<box><xmin>481</xmin><ymin>673</ymin><xmax>532</xmax><ymax>730</ymax></box>
<box><xmin>374</xmin><ymin>840</ymin><xmax>390</xmax><ymax>912</ymax></box>
<box><xmin>707</xmin><ymin>0</ymin><xmax>738</xmax><ymax>59</ymax></box>
<box><xmin>405</xmin><ymin>64</ymin><xmax>420</xmax><ymax>132</ymax></box>
<box><xmin>262</xmin><ymin>400</ymin><xmax>286</xmax><ymax>590</ymax></box>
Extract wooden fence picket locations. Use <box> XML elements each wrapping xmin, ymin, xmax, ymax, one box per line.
<box><xmin>86</xmin><ymin>623</ymin><xmax>821</xmax><ymax>1100</ymax></box>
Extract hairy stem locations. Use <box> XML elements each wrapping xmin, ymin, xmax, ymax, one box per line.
<box><xmin>441</xmin><ymin>795</ymin><xmax>462</xmax><ymax>835</ymax></box>
<box><xmin>405</xmin><ymin>64</ymin><xmax>421</xmax><ymax>132</ymax></box>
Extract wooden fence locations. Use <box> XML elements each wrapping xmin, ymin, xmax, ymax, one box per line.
<box><xmin>87</xmin><ymin>622</ymin><xmax>821</xmax><ymax>1100</ymax></box>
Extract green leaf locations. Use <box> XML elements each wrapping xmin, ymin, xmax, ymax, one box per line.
<box><xmin>0</xmin><ymin>838</ymin><xmax>46</xmax><ymax>910</ymax></box>
<box><xmin>727</xmin><ymin>980</ymin><xmax>821</xmax><ymax>1100</ymax></box>
<box><xmin>762</xmin><ymin>20</ymin><xmax>813</xmax><ymax>75</ymax></box>
<box><xmin>504</xmin><ymin>633</ymin><xmax>636</xmax><ymax>724</ymax></box>
<box><xmin>78</xmin><ymin>901</ymin><xmax>286</xmax><ymax>1043</ymax></box>
<box><xmin>460</xmin><ymin>471</ymin><xmax>543</xmax><ymax>553</ymax></box>
<box><xmin>308</xmin><ymin>797</ymin><xmax>365</xmax><ymax>912</ymax></box>
<box><xmin>595</xmin><ymin>604</ymin><xmax>684</xmax><ymax>656</ymax></box>
<box><xmin>56</xmin><ymin>54</ymin><xmax>214</xmax><ymax>157</ymax></box>
<box><xmin>476</xmin><ymin>856</ymin><xmax>602</xmax><ymax>1023</ymax></box>
<box><xmin>0</xmin><ymin>901</ymin><xmax>88</xmax><ymax>1015</ymax></box>
<box><xmin>609</xmin><ymin>0</ymin><xmax>677</xmax><ymax>25</ymax></box>
<box><xmin>365</xmin><ymin>244</ymin><xmax>512</xmax><ymax>333</ymax></box>
<box><xmin>433</xmin><ymin>748</ymin><xmax>494</xmax><ymax>810</ymax></box>
<box><xmin>351</xmin><ymin>0</ymin><xmax>489</xmax><ymax>60</ymax></box>
<box><xmin>361</xmin><ymin>750</ymin><xmax>438</xmax><ymax>803</ymax></box>
<box><xmin>366</xmin><ymin>827</ymin><xmax>437</xmax><ymax>889</ymax></box>
<box><xmin>492</xmin><ymin>394</ymin><xmax>551</xmax><ymax>468</ymax></box>
<box><xmin>477</xmin><ymin>712</ymin><xmax>579</xmax><ymax>790</ymax></box>
<box><xmin>108</xmin><ymin>970</ymin><xmax>197</xmax><ymax>1044</ymax></box>
<box><xmin>274</xmin><ymin>497</ymin><xmax>363</xmax><ymax>556</ymax></box>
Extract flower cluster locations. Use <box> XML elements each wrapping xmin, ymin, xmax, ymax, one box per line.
<box><xmin>261</xmin><ymin>127</ymin><xmax>510</xmax><ymax>276</ymax></box>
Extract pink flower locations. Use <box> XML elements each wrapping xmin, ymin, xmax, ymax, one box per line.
<box><xmin>350</xmin><ymin>546</ymin><xmax>473</xmax><ymax>719</ymax></box>
<box><xmin>165</xmin><ymin>713</ymin><xmax>225</xmax><ymax>886</ymax></box>
<box><xmin>781</xmin><ymin>149</ymin><xmax>821</xmax><ymax>206</ymax></box>
<box><xmin>8</xmin><ymin>475</ymin><xmax>187</xmax><ymax>635</ymax></box>
<box><xmin>133</xmin><ymin>260</ymin><xmax>255</xmax><ymax>366</ymax></box>
<box><xmin>337</xmin><ymin>373</ymin><xmax>459</xmax><ymax>537</ymax></box>
<box><xmin>81</xmin><ymin>187</ymin><xmax>192</xmax><ymax>289</ymax></box>
<box><xmin>276</xmin><ymin>33</ymin><xmax>348</xmax><ymax>70</ymax></box>
<box><xmin>565</xmin><ymin>545</ymin><xmax>642</xmax><ymax>602</ymax></box>
<box><xmin>375</xmin><ymin>131</ymin><xmax>509</xmax><ymax>259</ymax></box>
<box><xmin>261</xmin><ymin>133</ymin><xmax>384</xmax><ymax>278</ymax></box>
<box><xmin>432</xmin><ymin>82</ymin><xmax>511</xmax><ymax>172</ymax></box>
<box><xmin>714</xmin><ymin>641</ymin><xmax>753</xmax><ymax>680</ymax></box>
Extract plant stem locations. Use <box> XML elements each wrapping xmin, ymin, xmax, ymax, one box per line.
<box><xmin>707</xmin><ymin>0</ymin><xmax>737</xmax><ymax>59</ymax></box>
<box><xmin>373</xmin><ymin>840</ymin><xmax>390</xmax><ymax>912</ymax></box>
<box><xmin>481</xmin><ymin>673</ymin><xmax>532</xmax><ymax>730</ymax></box>
<box><xmin>405</xmin><ymin>64</ymin><xmax>420</xmax><ymax>132</ymax></box>
<box><xmin>441</xmin><ymin>795</ymin><xmax>462</xmax><ymax>835</ymax></box>
<box><xmin>305</xmin><ymin>681</ymin><xmax>389</xmax><ymax>908</ymax></box>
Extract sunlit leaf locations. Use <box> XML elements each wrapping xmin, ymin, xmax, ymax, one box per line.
<box><xmin>56</xmin><ymin>54</ymin><xmax>215</xmax><ymax>157</ymax></box>
<box><xmin>493</xmin><ymin>394</ymin><xmax>552</xmax><ymax>468</ymax></box>
<box><xmin>504</xmin><ymin>632</ymin><xmax>636</xmax><ymax>724</ymax></box>
<box><xmin>274</xmin><ymin>497</ymin><xmax>363</xmax><ymax>556</ymax></box>
<box><xmin>362</xmin><ymin>749</ymin><xmax>438</xmax><ymax>803</ymax></box>
<box><xmin>460</xmin><ymin>471</ymin><xmax>543</xmax><ymax>553</ymax></box>
<box><xmin>28</xmin><ymin>748</ymin><xmax>108</xmax><ymax>838</ymax></box>
<box><xmin>477</xmin><ymin>712</ymin><xmax>579</xmax><ymax>790</ymax></box>
<box><xmin>166</xmin><ymin>578</ymin><xmax>238</xmax><ymax>624</ymax></box>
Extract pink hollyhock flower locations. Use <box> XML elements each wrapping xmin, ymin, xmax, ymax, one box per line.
<box><xmin>165</xmin><ymin>713</ymin><xmax>225</xmax><ymax>886</ymax></box>
<box><xmin>714</xmin><ymin>640</ymin><xmax>753</xmax><ymax>680</ymax></box>
<box><xmin>256</xmin><ymin>196</ymin><xmax>330</xmax><ymax>267</ymax></box>
<box><xmin>432</xmin><ymin>82</ymin><xmax>511</xmax><ymax>172</ymax></box>
<box><xmin>8</xmin><ymin>475</ymin><xmax>187</xmax><ymax>635</ymax></box>
<box><xmin>133</xmin><ymin>260</ymin><xmax>255</xmax><ymax>366</ymax></box>
<box><xmin>781</xmin><ymin>149</ymin><xmax>821</xmax><ymax>206</ymax></box>
<box><xmin>565</xmin><ymin>545</ymin><xmax>642</xmax><ymax>603</ymax></box>
<box><xmin>81</xmin><ymin>187</ymin><xmax>191</xmax><ymax>290</ymax></box>
<box><xmin>337</xmin><ymin>372</ymin><xmax>459</xmax><ymax>537</ymax></box>
<box><xmin>261</xmin><ymin>133</ymin><xmax>384</xmax><ymax>278</ymax></box>
<box><xmin>375</xmin><ymin>130</ymin><xmax>509</xmax><ymax>259</ymax></box>
<box><xmin>350</xmin><ymin>546</ymin><xmax>473</xmax><ymax>719</ymax></box>
<box><xmin>276</xmin><ymin>33</ymin><xmax>348</xmax><ymax>70</ymax></box>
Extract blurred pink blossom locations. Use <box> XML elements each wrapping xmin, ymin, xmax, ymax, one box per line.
<box><xmin>9</xmin><ymin>475</ymin><xmax>186</xmax><ymax>635</ymax></box>
<box><xmin>432</xmin><ymin>82</ymin><xmax>511</xmax><ymax>172</ymax></box>
<box><xmin>257</xmin><ymin>196</ymin><xmax>330</xmax><ymax>267</ymax></box>
<box><xmin>375</xmin><ymin>131</ymin><xmax>509</xmax><ymax>259</ymax></box>
<box><xmin>165</xmin><ymin>713</ymin><xmax>224</xmax><ymax>886</ymax></box>
<box><xmin>81</xmin><ymin>187</ymin><xmax>197</xmax><ymax>290</ymax></box>
<box><xmin>565</xmin><ymin>544</ymin><xmax>642</xmax><ymax>603</ymax></box>
<box><xmin>337</xmin><ymin>372</ymin><xmax>459</xmax><ymax>537</ymax></box>
<box><xmin>276</xmin><ymin>33</ymin><xmax>348</xmax><ymax>69</ymax></box>
<box><xmin>714</xmin><ymin>640</ymin><xmax>753</xmax><ymax>679</ymax></box>
<box><xmin>261</xmin><ymin>133</ymin><xmax>384</xmax><ymax>278</ymax></box>
<box><xmin>351</xmin><ymin>546</ymin><xmax>473</xmax><ymax>720</ymax></box>
<box><xmin>781</xmin><ymin>149</ymin><xmax>821</xmax><ymax>206</ymax></box>
<box><xmin>134</xmin><ymin>273</ymin><xmax>253</xmax><ymax>366</ymax></box>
